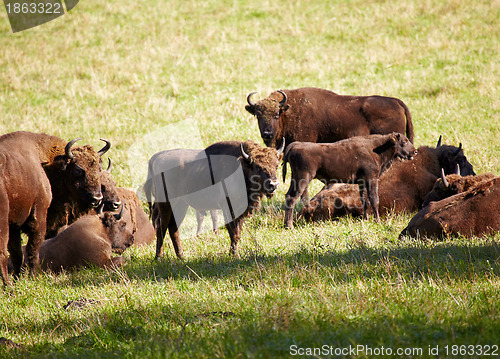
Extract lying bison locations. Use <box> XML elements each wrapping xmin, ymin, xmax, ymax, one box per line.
<box><xmin>300</xmin><ymin>137</ymin><xmax>476</xmax><ymax>221</ymax></box>
<box><xmin>400</xmin><ymin>177</ymin><xmax>500</xmax><ymax>239</ymax></box>
<box><xmin>0</xmin><ymin>131</ymin><xmax>105</xmax><ymax>286</ymax></box>
<box><xmin>283</xmin><ymin>133</ymin><xmax>416</xmax><ymax>228</ymax></box>
<box><xmin>145</xmin><ymin>140</ymin><xmax>284</xmax><ymax>259</ymax></box>
<box><xmin>38</xmin><ymin>207</ymin><xmax>134</xmax><ymax>272</ymax></box>
<box><xmin>246</xmin><ymin>87</ymin><xmax>414</xmax><ymax>149</ymax></box>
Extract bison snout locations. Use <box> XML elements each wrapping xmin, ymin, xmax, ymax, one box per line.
<box><xmin>264</xmin><ymin>179</ymin><xmax>279</xmax><ymax>195</ymax></box>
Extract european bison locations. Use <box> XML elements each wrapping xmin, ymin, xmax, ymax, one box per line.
<box><xmin>0</xmin><ymin>131</ymin><xmax>105</xmax><ymax>286</ymax></box>
<box><xmin>400</xmin><ymin>177</ymin><xmax>500</xmax><ymax>239</ymax></box>
<box><xmin>245</xmin><ymin>87</ymin><xmax>414</xmax><ymax>149</ymax></box>
<box><xmin>300</xmin><ymin>137</ymin><xmax>476</xmax><ymax>221</ymax></box>
<box><xmin>37</xmin><ymin>207</ymin><xmax>134</xmax><ymax>272</ymax></box>
<box><xmin>145</xmin><ymin>140</ymin><xmax>284</xmax><ymax>259</ymax></box>
<box><xmin>44</xmin><ymin>139</ymin><xmax>111</xmax><ymax>238</ymax></box>
<box><xmin>283</xmin><ymin>133</ymin><xmax>416</xmax><ymax>228</ymax></box>
<box><xmin>116</xmin><ymin>187</ymin><xmax>155</xmax><ymax>246</ymax></box>
<box><xmin>422</xmin><ymin>170</ymin><xmax>495</xmax><ymax>207</ymax></box>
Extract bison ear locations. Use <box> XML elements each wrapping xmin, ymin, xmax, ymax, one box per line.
<box><xmin>373</xmin><ymin>139</ymin><xmax>395</xmax><ymax>154</ymax></box>
<box><xmin>279</xmin><ymin>104</ymin><xmax>290</xmax><ymax>113</ymax></box>
<box><xmin>47</xmin><ymin>155</ymin><xmax>70</xmax><ymax>171</ymax></box>
<box><xmin>245</xmin><ymin>104</ymin><xmax>256</xmax><ymax>115</ymax></box>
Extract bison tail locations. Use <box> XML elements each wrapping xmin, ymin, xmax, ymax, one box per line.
<box><xmin>399</xmin><ymin>99</ymin><xmax>414</xmax><ymax>143</ymax></box>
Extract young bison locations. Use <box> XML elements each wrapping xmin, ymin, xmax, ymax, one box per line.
<box><xmin>37</xmin><ymin>207</ymin><xmax>134</xmax><ymax>272</ymax></box>
<box><xmin>283</xmin><ymin>133</ymin><xmax>416</xmax><ymax>228</ymax></box>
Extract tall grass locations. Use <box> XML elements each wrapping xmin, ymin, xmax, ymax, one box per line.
<box><xmin>0</xmin><ymin>0</ymin><xmax>499</xmax><ymax>357</ymax></box>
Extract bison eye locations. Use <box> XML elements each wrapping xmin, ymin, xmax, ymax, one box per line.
<box><xmin>72</xmin><ymin>166</ymin><xmax>84</xmax><ymax>178</ymax></box>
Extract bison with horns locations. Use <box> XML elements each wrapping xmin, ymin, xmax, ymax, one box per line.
<box><xmin>245</xmin><ymin>87</ymin><xmax>414</xmax><ymax>149</ymax></box>
<box><xmin>0</xmin><ymin>131</ymin><xmax>107</xmax><ymax>286</ymax></box>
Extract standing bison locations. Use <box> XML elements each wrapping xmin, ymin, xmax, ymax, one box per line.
<box><xmin>300</xmin><ymin>137</ymin><xmax>476</xmax><ymax>221</ymax></box>
<box><xmin>283</xmin><ymin>133</ymin><xmax>416</xmax><ymax>228</ymax></box>
<box><xmin>245</xmin><ymin>87</ymin><xmax>414</xmax><ymax>149</ymax></box>
<box><xmin>0</xmin><ymin>131</ymin><xmax>105</xmax><ymax>286</ymax></box>
<box><xmin>145</xmin><ymin>140</ymin><xmax>284</xmax><ymax>259</ymax></box>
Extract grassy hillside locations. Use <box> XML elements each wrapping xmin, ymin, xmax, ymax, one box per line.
<box><xmin>0</xmin><ymin>0</ymin><xmax>499</xmax><ymax>357</ymax></box>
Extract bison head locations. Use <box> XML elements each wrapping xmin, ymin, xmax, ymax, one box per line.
<box><xmin>46</xmin><ymin>139</ymin><xmax>110</xmax><ymax>207</ymax></box>
<box><xmin>101</xmin><ymin>205</ymin><xmax>134</xmax><ymax>254</ymax></box>
<box><xmin>240</xmin><ymin>139</ymin><xmax>284</xmax><ymax>198</ymax></box>
<box><xmin>374</xmin><ymin>133</ymin><xmax>417</xmax><ymax>160</ymax></box>
<box><xmin>245</xmin><ymin>91</ymin><xmax>289</xmax><ymax>147</ymax></box>
<box><xmin>435</xmin><ymin>136</ymin><xmax>476</xmax><ymax>176</ymax></box>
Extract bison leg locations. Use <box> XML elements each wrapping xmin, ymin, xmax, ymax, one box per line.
<box><xmin>8</xmin><ymin>226</ymin><xmax>23</xmax><ymax>279</ymax></box>
<box><xmin>366</xmin><ymin>179</ymin><xmax>380</xmax><ymax>222</ymax></box>
<box><xmin>358</xmin><ymin>182</ymin><xmax>368</xmax><ymax>220</ymax></box>
<box><xmin>210</xmin><ymin>210</ymin><xmax>220</xmax><ymax>234</ymax></box>
<box><xmin>285</xmin><ymin>176</ymin><xmax>312</xmax><ymax>229</ymax></box>
<box><xmin>22</xmin><ymin>204</ymin><xmax>48</xmax><ymax>277</ymax></box>
<box><xmin>167</xmin><ymin>201</ymin><xmax>188</xmax><ymax>260</ymax></box>
<box><xmin>0</xmin><ymin>213</ymin><xmax>11</xmax><ymax>287</ymax></box>
<box><xmin>195</xmin><ymin>210</ymin><xmax>205</xmax><ymax>236</ymax></box>
<box><xmin>225</xmin><ymin>216</ymin><xmax>244</xmax><ymax>257</ymax></box>
<box><xmin>154</xmin><ymin>202</ymin><xmax>172</xmax><ymax>259</ymax></box>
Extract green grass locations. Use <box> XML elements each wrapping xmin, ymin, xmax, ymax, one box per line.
<box><xmin>1</xmin><ymin>0</ymin><xmax>499</xmax><ymax>357</ymax></box>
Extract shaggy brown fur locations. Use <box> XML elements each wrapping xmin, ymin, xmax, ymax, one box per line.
<box><xmin>245</xmin><ymin>87</ymin><xmax>414</xmax><ymax>148</ymax></box>
<box><xmin>145</xmin><ymin>140</ymin><xmax>283</xmax><ymax>259</ymax></box>
<box><xmin>283</xmin><ymin>133</ymin><xmax>416</xmax><ymax>228</ymax></box>
<box><xmin>422</xmin><ymin>172</ymin><xmax>496</xmax><ymax>206</ymax></box>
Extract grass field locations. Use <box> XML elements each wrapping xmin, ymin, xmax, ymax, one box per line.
<box><xmin>1</xmin><ymin>0</ymin><xmax>499</xmax><ymax>357</ymax></box>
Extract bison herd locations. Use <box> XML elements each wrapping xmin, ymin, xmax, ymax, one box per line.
<box><xmin>1</xmin><ymin>86</ymin><xmax>496</xmax><ymax>287</ymax></box>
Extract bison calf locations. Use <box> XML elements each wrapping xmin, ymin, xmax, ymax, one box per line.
<box><xmin>38</xmin><ymin>208</ymin><xmax>134</xmax><ymax>272</ymax></box>
<box><xmin>283</xmin><ymin>133</ymin><xmax>416</xmax><ymax>228</ymax></box>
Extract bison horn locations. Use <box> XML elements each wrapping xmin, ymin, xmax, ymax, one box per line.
<box><xmin>436</xmin><ymin>135</ymin><xmax>442</xmax><ymax>148</ymax></box>
<box><xmin>277</xmin><ymin>137</ymin><xmax>285</xmax><ymax>156</ymax></box>
<box><xmin>240</xmin><ymin>144</ymin><xmax>251</xmax><ymax>161</ymax></box>
<box><xmin>277</xmin><ymin>90</ymin><xmax>287</xmax><ymax>105</ymax></box>
<box><xmin>114</xmin><ymin>204</ymin><xmax>124</xmax><ymax>220</ymax></box>
<box><xmin>455</xmin><ymin>163</ymin><xmax>460</xmax><ymax>175</ymax></box>
<box><xmin>65</xmin><ymin>138</ymin><xmax>81</xmax><ymax>159</ymax></box>
<box><xmin>247</xmin><ymin>91</ymin><xmax>257</xmax><ymax>107</ymax></box>
<box><xmin>106</xmin><ymin>158</ymin><xmax>113</xmax><ymax>173</ymax></box>
<box><xmin>453</xmin><ymin>143</ymin><xmax>462</xmax><ymax>156</ymax></box>
<box><xmin>441</xmin><ymin>168</ymin><xmax>449</xmax><ymax>188</ymax></box>
<box><xmin>98</xmin><ymin>138</ymin><xmax>111</xmax><ymax>156</ymax></box>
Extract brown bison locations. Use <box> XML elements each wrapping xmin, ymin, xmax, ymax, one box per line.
<box><xmin>116</xmin><ymin>187</ymin><xmax>155</xmax><ymax>246</ymax></box>
<box><xmin>300</xmin><ymin>137</ymin><xmax>476</xmax><ymax>221</ymax></box>
<box><xmin>245</xmin><ymin>87</ymin><xmax>414</xmax><ymax>149</ymax></box>
<box><xmin>422</xmin><ymin>170</ymin><xmax>496</xmax><ymax>207</ymax></box>
<box><xmin>0</xmin><ymin>131</ymin><xmax>105</xmax><ymax>286</ymax></box>
<box><xmin>283</xmin><ymin>133</ymin><xmax>416</xmax><ymax>228</ymax></box>
<box><xmin>145</xmin><ymin>140</ymin><xmax>284</xmax><ymax>259</ymax></box>
<box><xmin>400</xmin><ymin>177</ymin><xmax>500</xmax><ymax>239</ymax></box>
<box><xmin>37</xmin><ymin>207</ymin><xmax>134</xmax><ymax>272</ymax></box>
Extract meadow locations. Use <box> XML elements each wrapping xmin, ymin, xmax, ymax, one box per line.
<box><xmin>0</xmin><ymin>0</ymin><xmax>499</xmax><ymax>357</ymax></box>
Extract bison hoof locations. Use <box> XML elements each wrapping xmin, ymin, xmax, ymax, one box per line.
<box><xmin>284</xmin><ymin>223</ymin><xmax>294</xmax><ymax>230</ymax></box>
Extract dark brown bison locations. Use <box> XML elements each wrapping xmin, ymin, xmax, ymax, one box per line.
<box><xmin>400</xmin><ymin>177</ymin><xmax>500</xmax><ymax>239</ymax></box>
<box><xmin>283</xmin><ymin>133</ymin><xmax>416</xmax><ymax>228</ymax></box>
<box><xmin>37</xmin><ymin>208</ymin><xmax>134</xmax><ymax>272</ymax></box>
<box><xmin>300</xmin><ymin>137</ymin><xmax>476</xmax><ymax>221</ymax></box>
<box><xmin>100</xmin><ymin>158</ymin><xmax>122</xmax><ymax>212</ymax></box>
<box><xmin>116</xmin><ymin>187</ymin><xmax>155</xmax><ymax>247</ymax></box>
<box><xmin>43</xmin><ymin>138</ymin><xmax>111</xmax><ymax>238</ymax></box>
<box><xmin>145</xmin><ymin>140</ymin><xmax>284</xmax><ymax>259</ymax></box>
<box><xmin>422</xmin><ymin>170</ymin><xmax>496</xmax><ymax>207</ymax></box>
<box><xmin>0</xmin><ymin>131</ymin><xmax>105</xmax><ymax>286</ymax></box>
<box><xmin>245</xmin><ymin>87</ymin><xmax>414</xmax><ymax>149</ymax></box>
